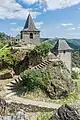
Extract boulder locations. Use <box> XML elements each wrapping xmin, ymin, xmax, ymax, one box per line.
<box><xmin>50</xmin><ymin>104</ymin><xmax>80</xmax><ymax>120</ymax></box>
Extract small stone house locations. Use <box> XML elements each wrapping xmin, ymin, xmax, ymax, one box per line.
<box><xmin>52</xmin><ymin>40</ymin><xmax>72</xmax><ymax>73</ymax></box>
<box><xmin>21</xmin><ymin>14</ymin><xmax>40</xmax><ymax>46</ymax></box>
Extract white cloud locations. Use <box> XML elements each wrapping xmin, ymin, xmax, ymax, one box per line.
<box><xmin>35</xmin><ymin>21</ymin><xmax>43</xmax><ymax>29</ymax></box>
<box><xmin>10</xmin><ymin>22</ymin><xmax>16</xmax><ymax>25</ymax></box>
<box><xmin>0</xmin><ymin>0</ymin><xmax>79</xmax><ymax>20</ymax></box>
<box><xmin>22</xmin><ymin>0</ymin><xmax>38</xmax><ymax>4</ymax></box>
<box><xmin>67</xmin><ymin>27</ymin><xmax>75</xmax><ymax>30</ymax></box>
<box><xmin>21</xmin><ymin>0</ymin><xmax>80</xmax><ymax>10</ymax></box>
<box><xmin>61</xmin><ymin>23</ymin><xmax>73</xmax><ymax>27</ymax></box>
<box><xmin>0</xmin><ymin>0</ymin><xmax>40</xmax><ymax>19</ymax></box>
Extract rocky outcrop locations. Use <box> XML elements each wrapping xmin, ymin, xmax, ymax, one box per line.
<box><xmin>50</xmin><ymin>104</ymin><xmax>80</xmax><ymax>120</ymax></box>
<box><xmin>44</xmin><ymin>61</ymin><xmax>75</xmax><ymax>99</ymax></box>
<box><xmin>0</xmin><ymin>70</ymin><xmax>13</xmax><ymax>80</ymax></box>
<box><xmin>13</xmin><ymin>50</ymin><xmax>42</xmax><ymax>75</ymax></box>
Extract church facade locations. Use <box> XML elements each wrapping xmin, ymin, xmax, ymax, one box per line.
<box><xmin>21</xmin><ymin>14</ymin><xmax>40</xmax><ymax>46</ymax></box>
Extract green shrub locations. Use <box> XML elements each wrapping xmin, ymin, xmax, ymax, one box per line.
<box><xmin>34</xmin><ymin>41</ymin><xmax>52</xmax><ymax>57</ymax></box>
<box><xmin>20</xmin><ymin>69</ymin><xmax>50</xmax><ymax>92</ymax></box>
<box><xmin>72</xmin><ymin>71</ymin><xmax>79</xmax><ymax>79</ymax></box>
<box><xmin>72</xmin><ymin>50</ymin><xmax>80</xmax><ymax>68</ymax></box>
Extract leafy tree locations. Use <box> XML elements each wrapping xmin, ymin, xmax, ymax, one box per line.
<box><xmin>34</xmin><ymin>41</ymin><xmax>53</xmax><ymax>57</ymax></box>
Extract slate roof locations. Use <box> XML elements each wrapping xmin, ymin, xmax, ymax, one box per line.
<box><xmin>22</xmin><ymin>14</ymin><xmax>40</xmax><ymax>32</ymax></box>
<box><xmin>52</xmin><ymin>40</ymin><xmax>72</xmax><ymax>52</ymax></box>
<box><xmin>58</xmin><ymin>40</ymin><xmax>72</xmax><ymax>51</ymax></box>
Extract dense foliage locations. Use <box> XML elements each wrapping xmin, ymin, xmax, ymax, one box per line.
<box><xmin>71</xmin><ymin>71</ymin><xmax>79</xmax><ymax>79</ymax></box>
<box><xmin>0</xmin><ymin>45</ymin><xmax>14</xmax><ymax>67</ymax></box>
<box><xmin>72</xmin><ymin>50</ymin><xmax>80</xmax><ymax>68</ymax></box>
<box><xmin>20</xmin><ymin>69</ymin><xmax>50</xmax><ymax>92</ymax></box>
<box><xmin>34</xmin><ymin>41</ymin><xmax>53</xmax><ymax>57</ymax></box>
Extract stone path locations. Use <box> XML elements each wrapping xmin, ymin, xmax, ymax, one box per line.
<box><xmin>6</xmin><ymin>96</ymin><xmax>61</xmax><ymax>110</ymax></box>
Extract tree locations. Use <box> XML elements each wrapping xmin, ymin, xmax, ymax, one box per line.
<box><xmin>34</xmin><ymin>41</ymin><xmax>53</xmax><ymax>57</ymax></box>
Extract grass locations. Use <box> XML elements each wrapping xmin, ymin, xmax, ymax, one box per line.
<box><xmin>37</xmin><ymin>112</ymin><xmax>53</xmax><ymax>120</ymax></box>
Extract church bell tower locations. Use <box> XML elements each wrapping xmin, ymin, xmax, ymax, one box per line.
<box><xmin>21</xmin><ymin>14</ymin><xmax>40</xmax><ymax>46</ymax></box>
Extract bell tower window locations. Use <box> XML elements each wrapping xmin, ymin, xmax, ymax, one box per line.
<box><xmin>30</xmin><ymin>33</ymin><xmax>33</xmax><ymax>39</ymax></box>
<box><xmin>63</xmin><ymin>50</ymin><xmax>66</xmax><ymax>54</ymax></box>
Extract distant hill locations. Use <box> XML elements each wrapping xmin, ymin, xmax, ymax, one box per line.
<box><xmin>41</xmin><ymin>38</ymin><xmax>80</xmax><ymax>50</ymax></box>
<box><xmin>67</xmin><ymin>39</ymin><xmax>80</xmax><ymax>50</ymax></box>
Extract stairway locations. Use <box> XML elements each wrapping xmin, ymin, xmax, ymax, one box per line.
<box><xmin>32</xmin><ymin>60</ymin><xmax>52</xmax><ymax>70</ymax></box>
<box><xmin>4</xmin><ymin>76</ymin><xmax>22</xmax><ymax>98</ymax></box>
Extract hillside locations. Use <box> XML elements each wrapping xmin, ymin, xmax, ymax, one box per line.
<box><xmin>67</xmin><ymin>39</ymin><xmax>80</xmax><ymax>50</ymax></box>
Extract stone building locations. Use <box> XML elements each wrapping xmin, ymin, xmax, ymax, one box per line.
<box><xmin>21</xmin><ymin>14</ymin><xmax>40</xmax><ymax>46</ymax></box>
<box><xmin>52</xmin><ymin>40</ymin><xmax>72</xmax><ymax>73</ymax></box>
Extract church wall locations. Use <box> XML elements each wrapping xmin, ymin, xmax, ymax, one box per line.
<box><xmin>33</xmin><ymin>32</ymin><xmax>40</xmax><ymax>45</ymax></box>
<box><xmin>21</xmin><ymin>32</ymin><xmax>40</xmax><ymax>45</ymax></box>
<box><xmin>58</xmin><ymin>51</ymin><xmax>72</xmax><ymax>73</ymax></box>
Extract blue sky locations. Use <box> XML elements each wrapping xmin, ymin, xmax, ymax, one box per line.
<box><xmin>0</xmin><ymin>0</ymin><xmax>80</xmax><ymax>38</ymax></box>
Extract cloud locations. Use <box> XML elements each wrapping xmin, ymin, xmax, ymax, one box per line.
<box><xmin>0</xmin><ymin>0</ymin><xmax>79</xmax><ymax>20</ymax></box>
<box><xmin>67</xmin><ymin>27</ymin><xmax>76</xmax><ymax>30</ymax></box>
<box><xmin>21</xmin><ymin>0</ymin><xmax>80</xmax><ymax>10</ymax></box>
<box><xmin>10</xmin><ymin>22</ymin><xmax>16</xmax><ymax>25</ymax></box>
<box><xmin>35</xmin><ymin>21</ymin><xmax>43</xmax><ymax>29</ymax></box>
<box><xmin>22</xmin><ymin>0</ymin><xmax>38</xmax><ymax>4</ymax></box>
<box><xmin>61</xmin><ymin>23</ymin><xmax>73</xmax><ymax>27</ymax></box>
<box><xmin>0</xmin><ymin>0</ymin><xmax>40</xmax><ymax>20</ymax></box>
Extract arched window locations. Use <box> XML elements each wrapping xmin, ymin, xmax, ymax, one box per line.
<box><xmin>30</xmin><ymin>33</ymin><xmax>33</xmax><ymax>39</ymax></box>
<box><xmin>63</xmin><ymin>50</ymin><xmax>66</xmax><ymax>54</ymax></box>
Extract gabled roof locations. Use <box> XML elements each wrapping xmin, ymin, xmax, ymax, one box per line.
<box><xmin>52</xmin><ymin>40</ymin><xmax>72</xmax><ymax>52</ymax></box>
<box><xmin>23</xmin><ymin>14</ymin><xmax>40</xmax><ymax>32</ymax></box>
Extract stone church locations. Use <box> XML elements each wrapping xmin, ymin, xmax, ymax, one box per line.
<box><xmin>21</xmin><ymin>14</ymin><xmax>40</xmax><ymax>46</ymax></box>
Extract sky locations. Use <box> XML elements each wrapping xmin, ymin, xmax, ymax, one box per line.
<box><xmin>0</xmin><ymin>0</ymin><xmax>80</xmax><ymax>38</ymax></box>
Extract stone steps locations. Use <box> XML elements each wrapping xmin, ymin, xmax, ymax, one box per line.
<box><xmin>33</xmin><ymin>60</ymin><xmax>52</xmax><ymax>70</ymax></box>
